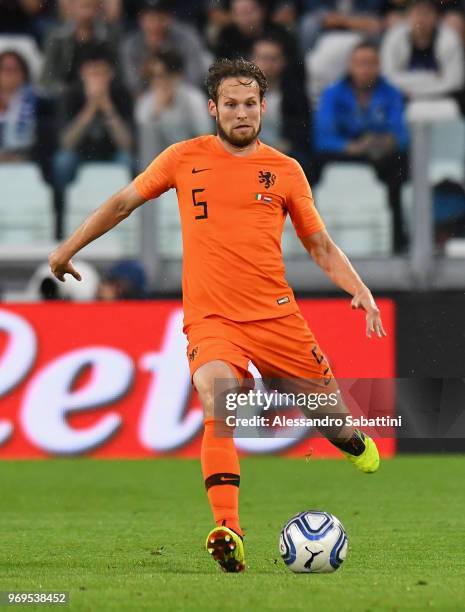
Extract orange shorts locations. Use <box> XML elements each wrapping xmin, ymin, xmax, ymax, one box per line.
<box><xmin>185</xmin><ymin>311</ymin><xmax>333</xmax><ymax>385</ymax></box>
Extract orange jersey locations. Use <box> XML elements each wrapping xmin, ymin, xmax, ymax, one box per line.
<box><xmin>133</xmin><ymin>135</ymin><xmax>324</xmax><ymax>326</ymax></box>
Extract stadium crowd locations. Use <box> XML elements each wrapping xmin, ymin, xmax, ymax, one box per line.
<box><xmin>1</xmin><ymin>0</ymin><xmax>465</xmax><ymax>252</ymax></box>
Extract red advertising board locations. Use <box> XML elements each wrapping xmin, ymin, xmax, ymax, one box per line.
<box><xmin>0</xmin><ymin>299</ymin><xmax>395</xmax><ymax>458</ymax></box>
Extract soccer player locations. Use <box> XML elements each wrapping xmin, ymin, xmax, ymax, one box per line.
<box><xmin>49</xmin><ymin>58</ymin><xmax>386</xmax><ymax>574</ymax></box>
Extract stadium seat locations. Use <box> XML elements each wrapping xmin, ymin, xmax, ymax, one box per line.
<box><xmin>444</xmin><ymin>238</ymin><xmax>465</xmax><ymax>257</ymax></box>
<box><xmin>430</xmin><ymin>119</ymin><xmax>465</xmax><ymax>184</ymax></box>
<box><xmin>314</xmin><ymin>164</ymin><xmax>391</xmax><ymax>256</ymax></box>
<box><xmin>156</xmin><ymin>189</ymin><xmax>182</xmax><ymax>258</ymax></box>
<box><xmin>65</xmin><ymin>163</ymin><xmax>137</xmax><ymax>257</ymax></box>
<box><xmin>282</xmin><ymin>217</ymin><xmax>306</xmax><ymax>257</ymax></box>
<box><xmin>400</xmin><ymin>182</ymin><xmax>414</xmax><ymax>232</ymax></box>
<box><xmin>305</xmin><ymin>32</ymin><xmax>362</xmax><ymax>107</ymax></box>
<box><xmin>406</xmin><ymin>97</ymin><xmax>461</xmax><ymax>123</ymax></box>
<box><xmin>401</xmin><ymin>119</ymin><xmax>465</xmax><ymax>240</ymax></box>
<box><xmin>0</xmin><ymin>163</ymin><xmax>54</xmax><ymax>245</ymax></box>
<box><xmin>431</xmin><ymin>119</ymin><xmax>465</xmax><ymax>162</ymax></box>
<box><xmin>402</xmin><ymin>175</ymin><xmax>464</xmax><ymax>243</ymax></box>
<box><xmin>429</xmin><ymin>160</ymin><xmax>464</xmax><ymax>184</ymax></box>
<box><xmin>411</xmin><ymin>115</ymin><xmax>465</xmax><ymax>185</ymax></box>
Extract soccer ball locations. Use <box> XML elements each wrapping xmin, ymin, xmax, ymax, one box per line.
<box><xmin>279</xmin><ymin>510</ymin><xmax>348</xmax><ymax>573</ymax></box>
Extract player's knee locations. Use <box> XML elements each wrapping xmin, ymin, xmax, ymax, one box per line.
<box><xmin>193</xmin><ymin>360</ymin><xmax>239</xmax><ymax>419</ymax></box>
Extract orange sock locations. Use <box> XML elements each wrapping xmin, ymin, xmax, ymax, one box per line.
<box><xmin>201</xmin><ymin>418</ymin><xmax>243</xmax><ymax>537</ymax></box>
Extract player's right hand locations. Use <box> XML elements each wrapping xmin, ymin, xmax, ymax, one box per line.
<box><xmin>48</xmin><ymin>250</ymin><xmax>82</xmax><ymax>283</ymax></box>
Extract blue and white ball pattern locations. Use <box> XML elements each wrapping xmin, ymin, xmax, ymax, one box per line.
<box><xmin>279</xmin><ymin>510</ymin><xmax>348</xmax><ymax>573</ymax></box>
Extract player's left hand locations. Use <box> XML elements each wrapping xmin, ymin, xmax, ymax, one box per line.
<box><xmin>48</xmin><ymin>249</ymin><xmax>82</xmax><ymax>283</ymax></box>
<box><xmin>351</xmin><ymin>289</ymin><xmax>387</xmax><ymax>338</ymax></box>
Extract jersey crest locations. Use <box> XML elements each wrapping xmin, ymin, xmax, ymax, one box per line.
<box><xmin>258</xmin><ymin>170</ymin><xmax>276</xmax><ymax>189</ymax></box>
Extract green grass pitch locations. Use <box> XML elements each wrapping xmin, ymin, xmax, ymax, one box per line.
<box><xmin>0</xmin><ymin>455</ymin><xmax>464</xmax><ymax>611</ymax></box>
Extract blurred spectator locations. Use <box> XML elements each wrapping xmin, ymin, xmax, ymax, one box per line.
<box><xmin>114</xmin><ymin>0</ymin><xmax>208</xmax><ymax>30</ymax></box>
<box><xmin>121</xmin><ymin>0</ymin><xmax>211</xmax><ymax>94</ymax></box>
<box><xmin>380</xmin><ymin>0</ymin><xmax>409</xmax><ymax>29</ymax></box>
<box><xmin>102</xmin><ymin>0</ymin><xmax>146</xmax><ymax>29</ymax></box>
<box><xmin>314</xmin><ymin>42</ymin><xmax>409</xmax><ymax>252</ymax></box>
<box><xmin>58</xmin><ymin>0</ymin><xmax>122</xmax><ymax>25</ymax></box>
<box><xmin>382</xmin><ymin>0</ymin><xmax>465</xmax><ymax>35</ymax></box>
<box><xmin>40</xmin><ymin>0</ymin><xmax>119</xmax><ymax>96</ymax></box>
<box><xmin>0</xmin><ymin>0</ymin><xmax>55</xmax><ymax>43</ymax></box>
<box><xmin>298</xmin><ymin>0</ymin><xmax>384</xmax><ymax>54</ymax></box>
<box><xmin>0</xmin><ymin>35</ymin><xmax>43</xmax><ymax>83</ymax></box>
<box><xmin>435</xmin><ymin>0</ymin><xmax>464</xmax><ymax>40</ymax></box>
<box><xmin>271</xmin><ymin>0</ymin><xmax>299</xmax><ymax>32</ymax></box>
<box><xmin>251</xmin><ymin>36</ymin><xmax>311</xmax><ymax>162</ymax></box>
<box><xmin>381</xmin><ymin>0</ymin><xmax>465</xmax><ymax>33</ymax></box>
<box><xmin>159</xmin><ymin>0</ymin><xmax>206</xmax><ymax>27</ymax></box>
<box><xmin>215</xmin><ymin>0</ymin><xmax>300</xmax><ymax>64</ymax></box>
<box><xmin>0</xmin><ymin>0</ymin><xmax>38</xmax><ymax>35</ymax></box>
<box><xmin>53</xmin><ymin>45</ymin><xmax>133</xmax><ymax>195</ymax></box>
<box><xmin>205</xmin><ymin>0</ymin><xmax>231</xmax><ymax>49</ymax></box>
<box><xmin>96</xmin><ymin>260</ymin><xmax>147</xmax><ymax>300</ymax></box>
<box><xmin>381</xmin><ymin>0</ymin><xmax>464</xmax><ymax>99</ymax></box>
<box><xmin>0</xmin><ymin>50</ymin><xmax>37</xmax><ymax>162</ymax></box>
<box><xmin>135</xmin><ymin>51</ymin><xmax>212</xmax><ymax>154</ymax></box>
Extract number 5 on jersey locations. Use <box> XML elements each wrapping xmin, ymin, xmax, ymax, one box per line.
<box><xmin>192</xmin><ymin>188</ymin><xmax>208</xmax><ymax>220</ymax></box>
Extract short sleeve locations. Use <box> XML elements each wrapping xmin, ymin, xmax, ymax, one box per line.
<box><xmin>133</xmin><ymin>143</ymin><xmax>182</xmax><ymax>201</ymax></box>
<box><xmin>285</xmin><ymin>161</ymin><xmax>325</xmax><ymax>238</ymax></box>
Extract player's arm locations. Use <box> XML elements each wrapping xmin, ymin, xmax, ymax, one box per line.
<box><xmin>300</xmin><ymin>229</ymin><xmax>387</xmax><ymax>338</ymax></box>
<box><xmin>49</xmin><ymin>182</ymin><xmax>145</xmax><ymax>282</ymax></box>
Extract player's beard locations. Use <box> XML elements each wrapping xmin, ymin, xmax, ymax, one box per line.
<box><xmin>216</xmin><ymin>113</ymin><xmax>261</xmax><ymax>148</ymax></box>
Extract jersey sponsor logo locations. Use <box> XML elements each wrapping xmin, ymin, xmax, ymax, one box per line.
<box><xmin>258</xmin><ymin>170</ymin><xmax>276</xmax><ymax>189</ymax></box>
<box><xmin>192</xmin><ymin>167</ymin><xmax>211</xmax><ymax>174</ymax></box>
<box><xmin>277</xmin><ymin>296</ymin><xmax>290</xmax><ymax>305</ymax></box>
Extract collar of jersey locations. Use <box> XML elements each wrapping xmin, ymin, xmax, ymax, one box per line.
<box><xmin>211</xmin><ymin>135</ymin><xmax>263</xmax><ymax>160</ymax></box>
